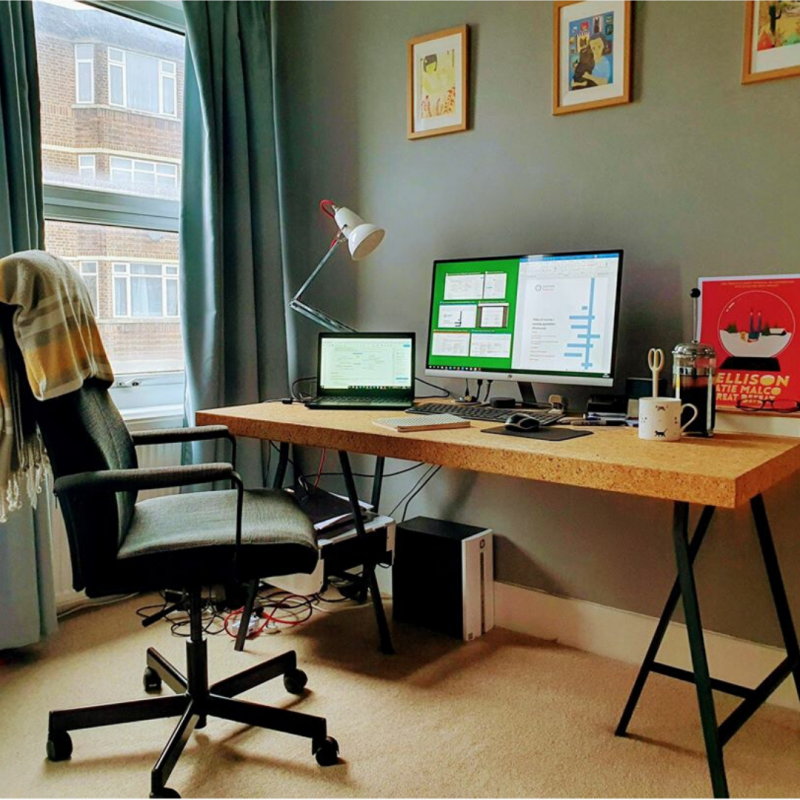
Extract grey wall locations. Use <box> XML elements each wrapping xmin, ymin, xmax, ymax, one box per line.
<box><xmin>274</xmin><ymin>1</ymin><xmax>800</xmax><ymax>647</ymax></box>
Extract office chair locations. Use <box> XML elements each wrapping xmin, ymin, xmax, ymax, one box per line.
<box><xmin>31</xmin><ymin>377</ymin><xmax>339</xmax><ymax>798</ymax></box>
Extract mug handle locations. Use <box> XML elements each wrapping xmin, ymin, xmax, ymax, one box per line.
<box><xmin>680</xmin><ymin>403</ymin><xmax>698</xmax><ymax>432</ymax></box>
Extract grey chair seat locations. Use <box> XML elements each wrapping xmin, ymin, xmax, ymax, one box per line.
<box><xmin>110</xmin><ymin>488</ymin><xmax>318</xmax><ymax>592</ymax></box>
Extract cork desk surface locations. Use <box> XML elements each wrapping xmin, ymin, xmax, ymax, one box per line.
<box><xmin>196</xmin><ymin>402</ymin><xmax>800</xmax><ymax>510</ymax></box>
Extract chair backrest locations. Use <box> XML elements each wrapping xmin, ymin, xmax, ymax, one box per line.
<box><xmin>35</xmin><ymin>382</ymin><xmax>138</xmax><ymax>593</ymax></box>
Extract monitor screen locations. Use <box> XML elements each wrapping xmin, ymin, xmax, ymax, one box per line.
<box><xmin>425</xmin><ymin>251</ymin><xmax>623</xmax><ymax>386</ymax></box>
<box><xmin>319</xmin><ymin>334</ymin><xmax>415</xmax><ymax>392</ymax></box>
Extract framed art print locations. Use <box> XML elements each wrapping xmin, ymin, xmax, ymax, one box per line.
<box><xmin>552</xmin><ymin>1</ymin><xmax>632</xmax><ymax>115</ymax></box>
<box><xmin>407</xmin><ymin>25</ymin><xmax>468</xmax><ymax>140</ymax></box>
<box><xmin>742</xmin><ymin>1</ymin><xmax>800</xmax><ymax>84</ymax></box>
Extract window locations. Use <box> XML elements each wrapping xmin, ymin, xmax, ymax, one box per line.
<box><xmin>37</xmin><ymin>2</ymin><xmax>182</xmax><ymax>196</ymax></box>
<box><xmin>109</xmin><ymin>47</ymin><xmax>177</xmax><ymax>117</ymax></box>
<box><xmin>113</xmin><ymin>262</ymin><xmax>179</xmax><ymax>319</ymax></box>
<box><xmin>35</xmin><ymin>0</ymin><xmax>185</xmax><ymax>384</ymax></box>
<box><xmin>78</xmin><ymin>261</ymin><xmax>98</xmax><ymax>312</ymax></box>
<box><xmin>78</xmin><ymin>155</ymin><xmax>95</xmax><ymax>180</ymax></box>
<box><xmin>74</xmin><ymin>43</ymin><xmax>94</xmax><ymax>103</ymax></box>
<box><xmin>110</xmin><ymin>157</ymin><xmax>178</xmax><ymax>192</ymax></box>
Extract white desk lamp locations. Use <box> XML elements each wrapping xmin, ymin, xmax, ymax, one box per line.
<box><xmin>289</xmin><ymin>200</ymin><xmax>385</xmax><ymax>332</ymax></box>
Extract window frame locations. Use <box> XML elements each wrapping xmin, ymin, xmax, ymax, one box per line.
<box><xmin>78</xmin><ymin>154</ymin><xmax>96</xmax><ymax>180</ymax></box>
<box><xmin>108</xmin><ymin>47</ymin><xmax>127</xmax><ymax>108</ymax></box>
<box><xmin>111</xmin><ymin>261</ymin><xmax>180</xmax><ymax>319</ymax></box>
<box><xmin>42</xmin><ymin>0</ymin><xmax>185</xmax><ymax>394</ymax></box>
<box><xmin>109</xmin><ymin>156</ymin><xmax>178</xmax><ymax>190</ymax></box>
<box><xmin>107</xmin><ymin>46</ymin><xmax>177</xmax><ymax>117</ymax></box>
<box><xmin>78</xmin><ymin>260</ymin><xmax>99</xmax><ymax>312</ymax></box>
<box><xmin>74</xmin><ymin>43</ymin><xmax>95</xmax><ymax>104</ymax></box>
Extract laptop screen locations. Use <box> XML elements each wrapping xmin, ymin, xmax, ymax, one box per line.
<box><xmin>318</xmin><ymin>334</ymin><xmax>415</xmax><ymax>393</ymax></box>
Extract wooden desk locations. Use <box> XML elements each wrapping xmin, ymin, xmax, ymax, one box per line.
<box><xmin>198</xmin><ymin>402</ymin><xmax>800</xmax><ymax>798</ymax></box>
<box><xmin>198</xmin><ymin>402</ymin><xmax>800</xmax><ymax>509</ymax></box>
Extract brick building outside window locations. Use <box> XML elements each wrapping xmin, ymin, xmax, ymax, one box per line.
<box><xmin>34</xmin><ymin>0</ymin><xmax>184</xmax><ymax>375</ymax></box>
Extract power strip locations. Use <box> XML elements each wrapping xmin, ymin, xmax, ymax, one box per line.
<box><xmin>229</xmin><ymin>612</ymin><xmax>261</xmax><ymax>636</ymax></box>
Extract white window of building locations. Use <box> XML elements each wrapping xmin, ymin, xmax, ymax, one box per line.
<box><xmin>74</xmin><ymin>43</ymin><xmax>94</xmax><ymax>103</ymax></box>
<box><xmin>78</xmin><ymin>155</ymin><xmax>96</xmax><ymax>180</ymax></box>
<box><xmin>110</xmin><ymin>157</ymin><xmax>178</xmax><ymax>190</ymax></box>
<box><xmin>78</xmin><ymin>261</ymin><xmax>99</xmax><ymax>313</ymax></box>
<box><xmin>108</xmin><ymin>47</ymin><xmax>177</xmax><ymax>116</ymax></box>
<box><xmin>113</xmin><ymin>263</ymin><xmax>179</xmax><ymax>318</ymax></box>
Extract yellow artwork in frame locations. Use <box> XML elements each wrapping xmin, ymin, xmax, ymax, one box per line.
<box><xmin>407</xmin><ymin>25</ymin><xmax>469</xmax><ymax>140</ymax></box>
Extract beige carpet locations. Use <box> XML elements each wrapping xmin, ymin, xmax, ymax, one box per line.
<box><xmin>2</xmin><ymin>594</ymin><xmax>800</xmax><ymax>799</ymax></box>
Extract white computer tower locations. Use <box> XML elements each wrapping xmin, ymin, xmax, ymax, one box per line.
<box><xmin>393</xmin><ymin>517</ymin><xmax>494</xmax><ymax>642</ymax></box>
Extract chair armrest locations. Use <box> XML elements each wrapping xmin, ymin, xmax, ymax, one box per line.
<box><xmin>54</xmin><ymin>463</ymin><xmax>238</xmax><ymax>496</ymax></box>
<box><xmin>131</xmin><ymin>425</ymin><xmax>237</xmax><ymax>469</ymax></box>
<box><xmin>131</xmin><ymin>425</ymin><xmax>233</xmax><ymax>447</ymax></box>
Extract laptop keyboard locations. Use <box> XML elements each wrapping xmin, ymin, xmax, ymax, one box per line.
<box><xmin>312</xmin><ymin>396</ymin><xmax>410</xmax><ymax>405</ymax></box>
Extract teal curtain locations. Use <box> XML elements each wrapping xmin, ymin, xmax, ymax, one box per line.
<box><xmin>0</xmin><ymin>1</ymin><xmax>56</xmax><ymax>650</ymax></box>
<box><xmin>180</xmin><ymin>1</ymin><xmax>288</xmax><ymax>484</ymax></box>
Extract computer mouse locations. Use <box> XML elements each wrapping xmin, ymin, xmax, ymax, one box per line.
<box><xmin>504</xmin><ymin>413</ymin><xmax>540</xmax><ymax>432</ymax></box>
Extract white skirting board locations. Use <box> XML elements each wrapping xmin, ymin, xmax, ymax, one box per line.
<box><xmin>494</xmin><ymin>581</ymin><xmax>799</xmax><ymax>712</ymax></box>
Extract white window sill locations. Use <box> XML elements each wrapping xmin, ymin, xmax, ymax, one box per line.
<box><xmin>122</xmin><ymin>404</ymin><xmax>184</xmax><ymax>429</ymax></box>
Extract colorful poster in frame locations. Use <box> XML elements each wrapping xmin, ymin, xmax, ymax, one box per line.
<box><xmin>742</xmin><ymin>1</ymin><xmax>800</xmax><ymax>84</ymax></box>
<box><xmin>407</xmin><ymin>25</ymin><xmax>469</xmax><ymax>140</ymax></box>
<box><xmin>552</xmin><ymin>1</ymin><xmax>631</xmax><ymax>115</ymax></box>
<box><xmin>698</xmin><ymin>274</ymin><xmax>800</xmax><ymax>410</ymax></box>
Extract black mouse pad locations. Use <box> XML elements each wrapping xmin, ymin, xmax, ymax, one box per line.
<box><xmin>482</xmin><ymin>426</ymin><xmax>593</xmax><ymax>441</ymax></box>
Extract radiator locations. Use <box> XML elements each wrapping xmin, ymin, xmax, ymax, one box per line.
<box><xmin>52</xmin><ymin>412</ymin><xmax>184</xmax><ymax>610</ymax></box>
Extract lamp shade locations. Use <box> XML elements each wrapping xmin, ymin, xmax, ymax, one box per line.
<box><xmin>333</xmin><ymin>205</ymin><xmax>385</xmax><ymax>261</ymax></box>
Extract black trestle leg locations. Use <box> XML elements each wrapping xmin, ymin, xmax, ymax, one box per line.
<box><xmin>616</xmin><ymin>495</ymin><xmax>800</xmax><ymax>797</ymax></box>
<box><xmin>339</xmin><ymin>450</ymin><xmax>395</xmax><ymax>655</ymax></box>
<box><xmin>672</xmin><ymin>501</ymin><xmax>728</xmax><ymax>799</ymax></box>
<box><xmin>235</xmin><ymin>579</ymin><xmax>260</xmax><ymax>652</ymax></box>
<box><xmin>272</xmin><ymin>441</ymin><xmax>290</xmax><ymax>489</ymax></box>
<box><xmin>751</xmin><ymin>494</ymin><xmax>800</xmax><ymax>703</ymax></box>
<box><xmin>616</xmin><ymin>505</ymin><xmax>715</xmax><ymax>736</ymax></box>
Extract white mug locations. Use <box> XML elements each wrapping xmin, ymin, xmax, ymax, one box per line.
<box><xmin>638</xmin><ymin>397</ymin><xmax>698</xmax><ymax>442</ymax></box>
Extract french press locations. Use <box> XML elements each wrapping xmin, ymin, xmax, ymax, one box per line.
<box><xmin>672</xmin><ymin>288</ymin><xmax>717</xmax><ymax>437</ymax></box>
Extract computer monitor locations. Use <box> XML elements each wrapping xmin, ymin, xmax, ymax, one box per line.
<box><xmin>425</xmin><ymin>250</ymin><xmax>623</xmax><ymax>404</ymax></box>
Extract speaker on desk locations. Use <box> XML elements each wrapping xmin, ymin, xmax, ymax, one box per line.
<box><xmin>392</xmin><ymin>516</ymin><xmax>494</xmax><ymax>641</ymax></box>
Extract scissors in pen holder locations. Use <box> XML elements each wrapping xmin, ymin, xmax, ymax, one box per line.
<box><xmin>648</xmin><ymin>348</ymin><xmax>665</xmax><ymax>398</ymax></box>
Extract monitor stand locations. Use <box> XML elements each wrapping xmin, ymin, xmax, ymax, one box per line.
<box><xmin>519</xmin><ymin>382</ymin><xmax>542</xmax><ymax>409</ymax></box>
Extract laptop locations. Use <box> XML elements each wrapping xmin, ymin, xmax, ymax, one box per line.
<box><xmin>306</xmin><ymin>333</ymin><xmax>416</xmax><ymax>410</ymax></box>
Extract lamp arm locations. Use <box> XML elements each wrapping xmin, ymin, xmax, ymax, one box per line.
<box><xmin>291</xmin><ymin>234</ymin><xmax>344</xmax><ymax>304</ymax></box>
<box><xmin>288</xmin><ymin>300</ymin><xmax>357</xmax><ymax>333</ymax></box>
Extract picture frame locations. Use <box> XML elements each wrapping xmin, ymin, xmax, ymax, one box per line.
<box><xmin>407</xmin><ymin>25</ymin><xmax>469</xmax><ymax>140</ymax></box>
<box><xmin>742</xmin><ymin>1</ymin><xmax>800</xmax><ymax>84</ymax></box>
<box><xmin>552</xmin><ymin>1</ymin><xmax>632</xmax><ymax>115</ymax></box>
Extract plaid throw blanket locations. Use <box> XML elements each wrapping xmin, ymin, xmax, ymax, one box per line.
<box><xmin>0</xmin><ymin>250</ymin><xmax>114</xmax><ymax>521</ymax></box>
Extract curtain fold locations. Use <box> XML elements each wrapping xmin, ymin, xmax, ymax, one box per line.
<box><xmin>180</xmin><ymin>1</ymin><xmax>289</xmax><ymax>485</ymax></box>
<box><xmin>0</xmin><ymin>1</ymin><xmax>56</xmax><ymax>650</ymax></box>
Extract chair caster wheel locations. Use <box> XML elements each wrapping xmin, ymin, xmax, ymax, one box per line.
<box><xmin>283</xmin><ymin>668</ymin><xmax>308</xmax><ymax>695</ymax></box>
<box><xmin>313</xmin><ymin>735</ymin><xmax>339</xmax><ymax>767</ymax></box>
<box><xmin>46</xmin><ymin>731</ymin><xmax>73</xmax><ymax>761</ymax></box>
<box><xmin>150</xmin><ymin>788</ymin><xmax>180</xmax><ymax>798</ymax></box>
<box><xmin>143</xmin><ymin>666</ymin><xmax>162</xmax><ymax>693</ymax></box>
